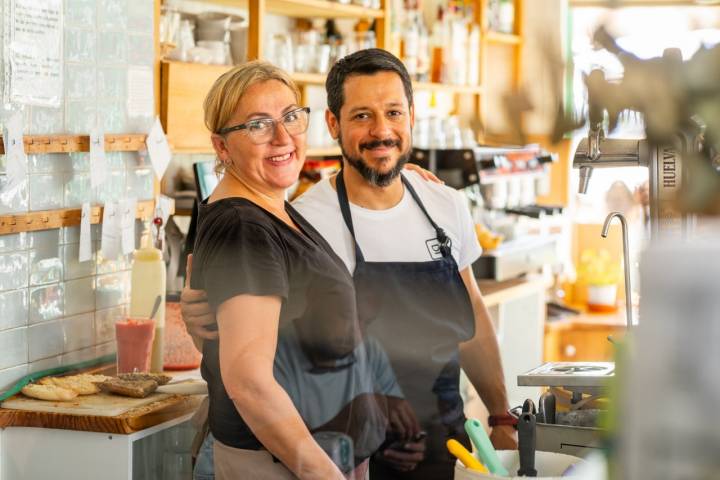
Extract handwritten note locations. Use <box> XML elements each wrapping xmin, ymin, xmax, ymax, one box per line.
<box><xmin>3</xmin><ymin>111</ymin><xmax>27</xmax><ymax>188</ymax></box>
<box><xmin>79</xmin><ymin>202</ymin><xmax>92</xmax><ymax>262</ymax></box>
<box><xmin>146</xmin><ymin>118</ymin><xmax>171</xmax><ymax>180</ymax></box>
<box><xmin>90</xmin><ymin>127</ymin><xmax>108</xmax><ymax>188</ymax></box>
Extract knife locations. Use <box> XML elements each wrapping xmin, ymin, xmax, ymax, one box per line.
<box><xmin>156</xmin><ymin>380</ymin><xmax>208</xmax><ymax>395</ymax></box>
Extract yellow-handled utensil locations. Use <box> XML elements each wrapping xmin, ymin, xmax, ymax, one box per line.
<box><xmin>446</xmin><ymin>439</ymin><xmax>489</xmax><ymax>474</ymax></box>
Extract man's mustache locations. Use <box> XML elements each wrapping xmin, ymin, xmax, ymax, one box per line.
<box><xmin>359</xmin><ymin>138</ymin><xmax>401</xmax><ymax>151</ymax></box>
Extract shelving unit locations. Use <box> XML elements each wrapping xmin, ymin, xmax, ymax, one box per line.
<box><xmin>158</xmin><ymin>0</ymin><xmax>525</xmax><ymax>153</ymax></box>
<box><xmin>477</xmin><ymin>0</ymin><xmax>524</xmax><ymax>141</ymax></box>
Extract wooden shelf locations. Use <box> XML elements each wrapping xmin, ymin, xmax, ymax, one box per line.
<box><xmin>0</xmin><ymin>134</ymin><xmax>148</xmax><ymax>154</ymax></box>
<box><xmin>267</xmin><ymin>0</ymin><xmax>383</xmax><ymax>18</ymax></box>
<box><xmin>169</xmin><ymin>146</ymin><xmax>340</xmax><ymax>157</ymax></box>
<box><xmin>484</xmin><ymin>31</ymin><xmax>522</xmax><ymax>46</ymax></box>
<box><xmin>291</xmin><ymin>73</ymin><xmax>485</xmax><ymax>96</ymax></box>
<box><xmin>307</xmin><ymin>146</ymin><xmax>341</xmax><ymax>157</ymax></box>
<box><xmin>290</xmin><ymin>72</ymin><xmax>326</xmax><ymax>86</ymax></box>
<box><xmin>412</xmin><ymin>81</ymin><xmax>484</xmax><ymax>95</ymax></box>
<box><xmin>0</xmin><ymin>200</ymin><xmax>156</xmax><ymax>235</ymax></box>
<box><xmin>205</xmin><ymin>0</ymin><xmax>384</xmax><ymax>18</ymax></box>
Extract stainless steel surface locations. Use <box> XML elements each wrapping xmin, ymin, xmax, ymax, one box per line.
<box><xmin>572</xmin><ymin>66</ymin><xmax>700</xmax><ymax>241</ymax></box>
<box><xmin>602</xmin><ymin>212</ymin><xmax>633</xmax><ymax>331</ymax></box>
<box><xmin>472</xmin><ymin>236</ymin><xmax>556</xmax><ymax>281</ymax></box>
<box><xmin>517</xmin><ymin>362</ymin><xmax>614</xmax><ymax>389</ymax></box>
<box><xmin>535</xmin><ymin>423</ymin><xmax>605</xmax><ymax>458</ymax></box>
<box><xmin>573</xmin><ymin>137</ymin><xmax>650</xmax><ymax>193</ymax></box>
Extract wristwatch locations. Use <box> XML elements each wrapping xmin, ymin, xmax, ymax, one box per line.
<box><xmin>488</xmin><ymin>412</ymin><xmax>518</xmax><ymax>428</ymax></box>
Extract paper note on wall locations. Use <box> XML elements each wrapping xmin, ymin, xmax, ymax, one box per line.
<box><xmin>101</xmin><ymin>201</ymin><xmax>120</xmax><ymax>260</ymax></box>
<box><xmin>90</xmin><ymin>127</ymin><xmax>108</xmax><ymax>188</ymax></box>
<box><xmin>120</xmin><ymin>198</ymin><xmax>137</xmax><ymax>255</ymax></box>
<box><xmin>2</xmin><ymin>111</ymin><xmax>27</xmax><ymax>188</ymax></box>
<box><xmin>146</xmin><ymin>118</ymin><xmax>172</xmax><ymax>180</ymax></box>
<box><xmin>127</xmin><ymin>66</ymin><xmax>154</xmax><ymax>119</ymax></box>
<box><xmin>3</xmin><ymin>0</ymin><xmax>63</xmax><ymax>107</ymax></box>
<box><xmin>79</xmin><ymin>202</ymin><xmax>92</xmax><ymax>262</ymax></box>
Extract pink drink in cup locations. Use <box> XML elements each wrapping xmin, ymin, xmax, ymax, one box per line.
<box><xmin>115</xmin><ymin>318</ymin><xmax>156</xmax><ymax>374</ymax></box>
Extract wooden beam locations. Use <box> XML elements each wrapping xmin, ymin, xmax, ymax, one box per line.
<box><xmin>248</xmin><ymin>0</ymin><xmax>264</xmax><ymax>60</ymax></box>
<box><xmin>513</xmin><ymin>0</ymin><xmax>524</xmax><ymax>88</ymax></box>
<box><xmin>375</xmin><ymin>0</ymin><xmax>390</xmax><ymax>52</ymax></box>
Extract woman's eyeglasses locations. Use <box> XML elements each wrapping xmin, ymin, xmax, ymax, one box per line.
<box><xmin>218</xmin><ymin>107</ymin><xmax>310</xmax><ymax>145</ymax></box>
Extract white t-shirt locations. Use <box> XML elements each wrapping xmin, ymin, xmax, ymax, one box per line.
<box><xmin>292</xmin><ymin>170</ymin><xmax>482</xmax><ymax>273</ymax></box>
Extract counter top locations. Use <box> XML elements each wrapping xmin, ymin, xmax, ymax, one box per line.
<box><xmin>478</xmin><ymin>275</ymin><xmax>549</xmax><ymax>307</ymax></box>
<box><xmin>0</xmin><ymin>368</ymin><xmax>205</xmax><ymax>434</ymax></box>
<box><xmin>0</xmin><ymin>393</ymin><xmax>203</xmax><ymax>435</ymax></box>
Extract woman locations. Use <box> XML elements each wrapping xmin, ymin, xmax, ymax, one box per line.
<box><xmin>191</xmin><ymin>61</ymin><xmax>369</xmax><ymax>479</ymax></box>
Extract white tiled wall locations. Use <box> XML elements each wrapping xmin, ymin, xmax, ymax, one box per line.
<box><xmin>0</xmin><ymin>0</ymin><xmax>156</xmax><ymax>394</ymax></box>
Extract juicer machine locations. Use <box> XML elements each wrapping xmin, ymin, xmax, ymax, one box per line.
<box><xmin>516</xmin><ymin>362</ymin><xmax>613</xmax><ymax>457</ymax></box>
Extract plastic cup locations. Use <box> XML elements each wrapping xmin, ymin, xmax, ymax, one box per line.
<box><xmin>116</xmin><ymin>317</ymin><xmax>156</xmax><ymax>374</ymax></box>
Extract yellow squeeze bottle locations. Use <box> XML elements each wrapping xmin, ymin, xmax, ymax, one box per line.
<box><xmin>446</xmin><ymin>439</ymin><xmax>489</xmax><ymax>474</ymax></box>
<box><xmin>130</xmin><ymin>247</ymin><xmax>166</xmax><ymax>372</ymax></box>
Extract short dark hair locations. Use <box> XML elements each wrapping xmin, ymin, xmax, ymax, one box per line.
<box><xmin>325</xmin><ymin>48</ymin><xmax>413</xmax><ymax>120</ymax></box>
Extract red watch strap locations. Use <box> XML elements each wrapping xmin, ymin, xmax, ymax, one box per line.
<box><xmin>488</xmin><ymin>413</ymin><xmax>518</xmax><ymax>427</ymax></box>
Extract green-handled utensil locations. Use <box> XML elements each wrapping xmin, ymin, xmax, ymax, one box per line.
<box><xmin>464</xmin><ymin>418</ymin><xmax>510</xmax><ymax>476</ymax></box>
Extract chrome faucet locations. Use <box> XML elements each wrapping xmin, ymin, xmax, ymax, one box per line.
<box><xmin>601</xmin><ymin>212</ymin><xmax>633</xmax><ymax>330</ymax></box>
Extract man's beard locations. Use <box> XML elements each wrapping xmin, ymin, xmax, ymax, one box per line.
<box><xmin>339</xmin><ymin>134</ymin><xmax>412</xmax><ymax>187</ymax></box>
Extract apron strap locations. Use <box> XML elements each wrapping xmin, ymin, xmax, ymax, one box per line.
<box><xmin>336</xmin><ymin>168</ymin><xmax>366</xmax><ymax>263</ymax></box>
<box><xmin>401</xmin><ymin>175</ymin><xmax>452</xmax><ymax>257</ymax></box>
<box><xmin>335</xmin><ymin>169</ymin><xmax>453</xmax><ymax>262</ymax></box>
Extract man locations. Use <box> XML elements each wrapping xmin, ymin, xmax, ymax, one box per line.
<box><xmin>183</xmin><ymin>49</ymin><xmax>516</xmax><ymax>478</ymax></box>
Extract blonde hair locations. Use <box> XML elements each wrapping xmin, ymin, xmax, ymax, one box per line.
<box><xmin>203</xmin><ymin>60</ymin><xmax>300</xmax><ymax>172</ymax></box>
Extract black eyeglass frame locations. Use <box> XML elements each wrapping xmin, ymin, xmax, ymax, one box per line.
<box><xmin>216</xmin><ymin>107</ymin><xmax>311</xmax><ymax>139</ymax></box>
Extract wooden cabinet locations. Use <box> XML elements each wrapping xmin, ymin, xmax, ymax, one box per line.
<box><xmin>157</xmin><ymin>0</ymin><xmax>526</xmax><ymax>154</ymax></box>
<box><xmin>160</xmin><ymin>61</ymin><xmax>230</xmax><ymax>153</ymax></box>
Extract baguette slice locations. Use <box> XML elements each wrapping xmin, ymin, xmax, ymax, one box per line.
<box><xmin>39</xmin><ymin>374</ymin><xmax>112</xmax><ymax>395</ymax></box>
<box><xmin>118</xmin><ymin>373</ymin><xmax>172</xmax><ymax>386</ymax></box>
<box><xmin>21</xmin><ymin>383</ymin><xmax>79</xmax><ymax>402</ymax></box>
<box><xmin>99</xmin><ymin>378</ymin><xmax>158</xmax><ymax>398</ymax></box>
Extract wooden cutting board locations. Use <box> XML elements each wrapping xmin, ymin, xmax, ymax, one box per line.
<box><xmin>0</xmin><ymin>392</ymin><xmax>204</xmax><ymax>434</ymax></box>
<box><xmin>1</xmin><ymin>391</ymin><xmax>171</xmax><ymax>417</ymax></box>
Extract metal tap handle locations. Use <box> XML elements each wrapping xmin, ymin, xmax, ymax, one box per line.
<box><xmin>601</xmin><ymin>212</ymin><xmax>633</xmax><ymax>330</ymax></box>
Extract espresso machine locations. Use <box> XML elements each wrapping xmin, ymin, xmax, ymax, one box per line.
<box><xmin>410</xmin><ymin>145</ymin><xmax>560</xmax><ymax>281</ymax></box>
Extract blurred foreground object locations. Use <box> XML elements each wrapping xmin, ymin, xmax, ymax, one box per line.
<box><xmin>563</xmin><ymin>27</ymin><xmax>720</xmax><ymax>225</ymax></box>
<box><xmin>620</xmin><ymin>239</ymin><xmax>720</xmax><ymax>479</ymax></box>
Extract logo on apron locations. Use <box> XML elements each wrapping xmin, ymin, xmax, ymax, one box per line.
<box><xmin>425</xmin><ymin>236</ymin><xmax>452</xmax><ymax>260</ymax></box>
